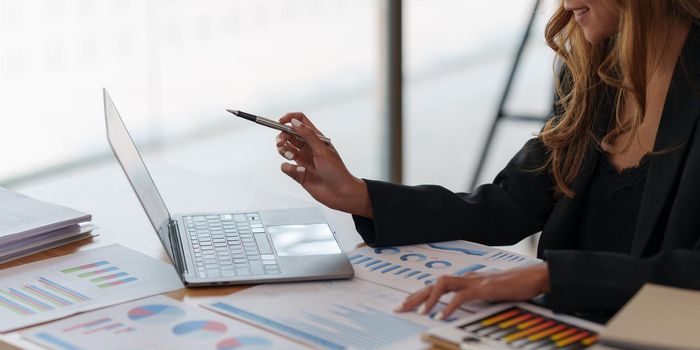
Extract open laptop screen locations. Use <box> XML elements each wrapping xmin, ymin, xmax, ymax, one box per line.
<box><xmin>103</xmin><ymin>89</ymin><xmax>174</xmax><ymax>259</ymax></box>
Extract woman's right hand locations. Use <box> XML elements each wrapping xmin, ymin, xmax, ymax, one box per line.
<box><xmin>275</xmin><ymin>112</ymin><xmax>373</xmax><ymax>218</ymax></box>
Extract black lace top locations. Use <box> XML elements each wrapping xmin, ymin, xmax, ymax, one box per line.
<box><xmin>577</xmin><ymin>153</ymin><xmax>651</xmax><ymax>254</ymax></box>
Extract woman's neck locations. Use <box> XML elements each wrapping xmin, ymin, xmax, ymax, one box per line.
<box><xmin>606</xmin><ymin>18</ymin><xmax>690</xmax><ymax>170</ymax></box>
<box><xmin>648</xmin><ymin>18</ymin><xmax>690</xmax><ymax>76</ymax></box>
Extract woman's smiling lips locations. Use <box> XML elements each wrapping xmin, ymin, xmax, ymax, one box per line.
<box><xmin>570</xmin><ymin>6</ymin><xmax>590</xmax><ymax>23</ymax></box>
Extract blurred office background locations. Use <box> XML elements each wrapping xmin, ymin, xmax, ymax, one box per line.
<box><xmin>0</xmin><ymin>0</ymin><xmax>556</xmax><ymax>254</ymax></box>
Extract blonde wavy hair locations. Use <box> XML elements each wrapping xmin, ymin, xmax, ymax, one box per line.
<box><xmin>541</xmin><ymin>0</ymin><xmax>700</xmax><ymax>197</ymax></box>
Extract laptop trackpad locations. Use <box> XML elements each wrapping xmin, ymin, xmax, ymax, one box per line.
<box><xmin>267</xmin><ymin>224</ymin><xmax>342</xmax><ymax>256</ymax></box>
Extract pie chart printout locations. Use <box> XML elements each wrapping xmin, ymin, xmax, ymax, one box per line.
<box><xmin>172</xmin><ymin>320</ymin><xmax>227</xmax><ymax>338</ymax></box>
<box><xmin>217</xmin><ymin>336</ymin><xmax>272</xmax><ymax>349</ymax></box>
<box><xmin>127</xmin><ymin>304</ymin><xmax>185</xmax><ymax>324</ymax></box>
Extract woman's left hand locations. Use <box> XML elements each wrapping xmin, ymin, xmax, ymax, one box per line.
<box><xmin>395</xmin><ymin>263</ymin><xmax>551</xmax><ymax>320</ymax></box>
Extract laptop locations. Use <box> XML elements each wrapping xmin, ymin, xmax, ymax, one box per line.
<box><xmin>103</xmin><ymin>88</ymin><xmax>354</xmax><ymax>287</ymax></box>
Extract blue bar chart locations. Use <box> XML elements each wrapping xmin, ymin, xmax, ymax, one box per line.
<box><xmin>347</xmin><ymin>241</ymin><xmax>538</xmax><ymax>305</ymax></box>
<box><xmin>348</xmin><ymin>253</ymin><xmax>435</xmax><ymax>284</ymax></box>
<box><xmin>452</xmin><ymin>264</ymin><xmax>486</xmax><ymax>276</ymax></box>
<box><xmin>209</xmin><ymin>302</ymin><xmax>346</xmax><ymax>350</ymax></box>
<box><xmin>209</xmin><ymin>301</ymin><xmax>430</xmax><ymax>350</ymax></box>
<box><xmin>204</xmin><ymin>279</ymin><xmax>464</xmax><ymax>350</ymax></box>
<box><xmin>486</xmin><ymin>251</ymin><xmax>526</xmax><ymax>263</ymax></box>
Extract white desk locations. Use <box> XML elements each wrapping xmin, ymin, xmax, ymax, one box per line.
<box><xmin>0</xmin><ymin>156</ymin><xmax>362</xmax><ymax>348</ymax></box>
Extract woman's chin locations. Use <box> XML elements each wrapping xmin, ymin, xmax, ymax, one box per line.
<box><xmin>582</xmin><ymin>27</ymin><xmax>616</xmax><ymax>44</ymax></box>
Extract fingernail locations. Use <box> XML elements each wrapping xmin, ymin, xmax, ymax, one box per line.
<box><xmin>291</xmin><ymin>118</ymin><xmax>302</xmax><ymax>127</ymax></box>
<box><xmin>284</xmin><ymin>151</ymin><xmax>294</xmax><ymax>160</ymax></box>
<box><xmin>276</xmin><ymin>137</ymin><xmax>282</xmax><ymax>145</ymax></box>
<box><xmin>417</xmin><ymin>303</ymin><xmax>427</xmax><ymax>315</ymax></box>
<box><xmin>393</xmin><ymin>304</ymin><xmax>403</xmax><ymax>312</ymax></box>
<box><xmin>296</xmin><ymin>166</ymin><xmax>305</xmax><ymax>172</ymax></box>
<box><xmin>434</xmin><ymin>311</ymin><xmax>445</xmax><ymax>320</ymax></box>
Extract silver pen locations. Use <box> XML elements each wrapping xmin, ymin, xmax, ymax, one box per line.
<box><xmin>226</xmin><ymin>109</ymin><xmax>332</xmax><ymax>145</ymax></box>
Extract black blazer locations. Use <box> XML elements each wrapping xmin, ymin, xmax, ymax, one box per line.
<box><xmin>353</xmin><ymin>24</ymin><xmax>700</xmax><ymax>315</ymax></box>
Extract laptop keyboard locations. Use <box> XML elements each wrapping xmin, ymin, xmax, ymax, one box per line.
<box><xmin>183</xmin><ymin>213</ymin><xmax>280</xmax><ymax>279</ymax></box>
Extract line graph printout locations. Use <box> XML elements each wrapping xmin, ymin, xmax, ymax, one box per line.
<box><xmin>203</xmin><ymin>279</ymin><xmax>471</xmax><ymax>350</ymax></box>
<box><xmin>24</xmin><ymin>295</ymin><xmax>305</xmax><ymax>350</ymax></box>
<box><xmin>348</xmin><ymin>240</ymin><xmax>539</xmax><ymax>298</ymax></box>
<box><xmin>0</xmin><ymin>244</ymin><xmax>183</xmax><ymax>332</ymax></box>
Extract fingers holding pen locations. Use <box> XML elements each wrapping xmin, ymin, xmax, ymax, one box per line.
<box><xmin>280</xmin><ymin>162</ymin><xmax>307</xmax><ymax>185</ymax></box>
<box><xmin>274</xmin><ymin>114</ymin><xmax>334</xmax><ymax>188</ymax></box>
<box><xmin>276</xmin><ymin>131</ymin><xmax>305</xmax><ymax>149</ymax></box>
<box><xmin>278</xmin><ymin>113</ymin><xmax>338</xmax><ymax>155</ymax></box>
<box><xmin>279</xmin><ymin>112</ymin><xmax>323</xmax><ymax>135</ymax></box>
<box><xmin>276</xmin><ymin>136</ymin><xmax>313</xmax><ymax>166</ymax></box>
<box><xmin>289</xmin><ymin>118</ymin><xmax>328</xmax><ymax>155</ymax></box>
<box><xmin>277</xmin><ymin>141</ymin><xmax>297</xmax><ymax>161</ymax></box>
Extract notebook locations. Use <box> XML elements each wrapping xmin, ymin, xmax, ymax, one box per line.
<box><xmin>600</xmin><ymin>283</ymin><xmax>700</xmax><ymax>350</ymax></box>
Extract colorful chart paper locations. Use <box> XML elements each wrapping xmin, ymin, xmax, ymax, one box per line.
<box><xmin>0</xmin><ymin>277</ymin><xmax>90</xmax><ymax>316</ymax></box>
<box><xmin>24</xmin><ymin>295</ymin><xmax>305</xmax><ymax>350</ymax></box>
<box><xmin>172</xmin><ymin>320</ymin><xmax>227</xmax><ymax>337</ymax></box>
<box><xmin>0</xmin><ymin>244</ymin><xmax>183</xmax><ymax>332</ymax></box>
<box><xmin>61</xmin><ymin>260</ymin><xmax>138</xmax><ymax>289</ymax></box>
<box><xmin>453</xmin><ymin>304</ymin><xmax>601</xmax><ymax>349</ymax></box>
<box><xmin>127</xmin><ymin>304</ymin><xmax>185</xmax><ymax>323</ymax></box>
<box><xmin>203</xmin><ymin>279</ymin><xmax>471</xmax><ymax>350</ymax></box>
<box><xmin>347</xmin><ymin>240</ymin><xmax>539</xmax><ymax>313</ymax></box>
<box><xmin>217</xmin><ymin>336</ymin><xmax>271</xmax><ymax>349</ymax></box>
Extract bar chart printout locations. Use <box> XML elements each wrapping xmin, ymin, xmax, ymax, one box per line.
<box><xmin>203</xmin><ymin>279</ymin><xmax>471</xmax><ymax>350</ymax></box>
<box><xmin>0</xmin><ymin>277</ymin><xmax>90</xmax><ymax>316</ymax></box>
<box><xmin>0</xmin><ymin>244</ymin><xmax>183</xmax><ymax>332</ymax></box>
<box><xmin>208</xmin><ymin>301</ymin><xmax>424</xmax><ymax>350</ymax></box>
<box><xmin>24</xmin><ymin>295</ymin><xmax>305</xmax><ymax>350</ymax></box>
<box><xmin>428</xmin><ymin>304</ymin><xmax>602</xmax><ymax>350</ymax></box>
<box><xmin>60</xmin><ymin>260</ymin><xmax>137</xmax><ymax>289</ymax></box>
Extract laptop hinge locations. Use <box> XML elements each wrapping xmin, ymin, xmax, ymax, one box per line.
<box><xmin>168</xmin><ymin>219</ymin><xmax>188</xmax><ymax>275</ymax></box>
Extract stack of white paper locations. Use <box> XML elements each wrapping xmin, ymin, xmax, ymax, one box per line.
<box><xmin>0</xmin><ymin>187</ymin><xmax>96</xmax><ymax>264</ymax></box>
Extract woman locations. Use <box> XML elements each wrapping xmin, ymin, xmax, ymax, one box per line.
<box><xmin>275</xmin><ymin>0</ymin><xmax>700</xmax><ymax>321</ymax></box>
